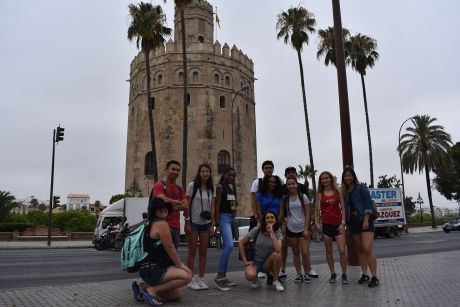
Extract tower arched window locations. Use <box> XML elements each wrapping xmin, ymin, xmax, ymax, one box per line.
<box><xmin>219</xmin><ymin>96</ymin><xmax>226</xmax><ymax>108</ymax></box>
<box><xmin>214</xmin><ymin>73</ymin><xmax>219</xmax><ymax>84</ymax></box>
<box><xmin>179</xmin><ymin>72</ymin><xmax>184</xmax><ymax>83</ymax></box>
<box><xmin>158</xmin><ymin>74</ymin><xmax>163</xmax><ymax>86</ymax></box>
<box><xmin>217</xmin><ymin>150</ymin><xmax>231</xmax><ymax>174</ymax></box>
<box><xmin>198</xmin><ymin>35</ymin><xmax>204</xmax><ymax>43</ymax></box>
<box><xmin>225</xmin><ymin>76</ymin><xmax>230</xmax><ymax>87</ymax></box>
<box><xmin>193</xmin><ymin>71</ymin><xmax>199</xmax><ymax>82</ymax></box>
<box><xmin>145</xmin><ymin>152</ymin><xmax>154</xmax><ymax>176</ymax></box>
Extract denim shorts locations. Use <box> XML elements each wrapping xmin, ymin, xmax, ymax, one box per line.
<box><xmin>139</xmin><ymin>263</ymin><xmax>169</xmax><ymax>286</ymax></box>
<box><xmin>253</xmin><ymin>259</ymin><xmax>266</xmax><ymax>273</ymax></box>
<box><xmin>191</xmin><ymin>222</ymin><xmax>211</xmax><ymax>233</ymax></box>
<box><xmin>349</xmin><ymin>213</ymin><xmax>374</xmax><ymax>235</ymax></box>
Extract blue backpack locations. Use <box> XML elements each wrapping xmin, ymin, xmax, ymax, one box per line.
<box><xmin>121</xmin><ymin>221</ymin><xmax>149</xmax><ymax>273</ymax></box>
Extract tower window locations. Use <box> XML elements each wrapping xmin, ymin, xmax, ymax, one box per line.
<box><xmin>158</xmin><ymin>74</ymin><xmax>163</xmax><ymax>85</ymax></box>
<box><xmin>193</xmin><ymin>71</ymin><xmax>198</xmax><ymax>82</ymax></box>
<box><xmin>217</xmin><ymin>150</ymin><xmax>231</xmax><ymax>174</ymax></box>
<box><xmin>179</xmin><ymin>72</ymin><xmax>184</xmax><ymax>82</ymax></box>
<box><xmin>187</xmin><ymin>93</ymin><xmax>191</xmax><ymax>106</ymax></box>
<box><xmin>219</xmin><ymin>96</ymin><xmax>226</xmax><ymax>108</ymax></box>
<box><xmin>198</xmin><ymin>35</ymin><xmax>204</xmax><ymax>43</ymax></box>
<box><xmin>214</xmin><ymin>73</ymin><xmax>219</xmax><ymax>84</ymax></box>
<box><xmin>145</xmin><ymin>151</ymin><xmax>154</xmax><ymax>176</ymax></box>
<box><xmin>150</xmin><ymin>97</ymin><xmax>155</xmax><ymax>110</ymax></box>
<box><xmin>246</xmin><ymin>104</ymin><xmax>248</xmax><ymax>115</ymax></box>
<box><xmin>225</xmin><ymin>76</ymin><xmax>230</xmax><ymax>86</ymax></box>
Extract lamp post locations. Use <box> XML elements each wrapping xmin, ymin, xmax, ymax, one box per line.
<box><xmin>416</xmin><ymin>192</ymin><xmax>424</xmax><ymax>224</ymax></box>
<box><xmin>231</xmin><ymin>85</ymin><xmax>249</xmax><ymax>166</ymax></box>
<box><xmin>398</xmin><ymin>117</ymin><xmax>414</xmax><ymax>204</ymax></box>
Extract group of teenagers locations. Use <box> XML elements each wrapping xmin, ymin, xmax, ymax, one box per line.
<box><xmin>130</xmin><ymin>159</ymin><xmax>379</xmax><ymax>306</ymax></box>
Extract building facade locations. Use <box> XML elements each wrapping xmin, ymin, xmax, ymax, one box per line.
<box><xmin>125</xmin><ymin>0</ymin><xmax>257</xmax><ymax>215</ymax></box>
<box><xmin>67</xmin><ymin>193</ymin><xmax>90</xmax><ymax>211</ymax></box>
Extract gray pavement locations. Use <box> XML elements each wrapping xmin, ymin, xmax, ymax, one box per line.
<box><xmin>1</xmin><ymin>250</ymin><xmax>459</xmax><ymax>307</ymax></box>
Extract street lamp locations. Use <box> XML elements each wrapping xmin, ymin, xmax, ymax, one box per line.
<box><xmin>398</xmin><ymin>116</ymin><xmax>414</xmax><ymax>205</ymax></box>
<box><xmin>416</xmin><ymin>192</ymin><xmax>424</xmax><ymax>224</ymax></box>
<box><xmin>231</xmin><ymin>85</ymin><xmax>249</xmax><ymax>166</ymax></box>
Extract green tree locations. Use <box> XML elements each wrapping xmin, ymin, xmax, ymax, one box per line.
<box><xmin>316</xmin><ymin>26</ymin><xmax>351</xmax><ymax>67</ymax></box>
<box><xmin>404</xmin><ymin>196</ymin><xmax>416</xmax><ymax>217</ymax></box>
<box><xmin>109</xmin><ymin>193</ymin><xmax>129</xmax><ymax>204</ymax></box>
<box><xmin>376</xmin><ymin>175</ymin><xmax>401</xmax><ymax>188</ymax></box>
<box><xmin>128</xmin><ymin>2</ymin><xmax>172</xmax><ymax>182</ymax></box>
<box><xmin>347</xmin><ymin>33</ymin><xmax>379</xmax><ymax>187</ymax></box>
<box><xmin>433</xmin><ymin>142</ymin><xmax>460</xmax><ymax>204</ymax></box>
<box><xmin>276</xmin><ymin>5</ymin><xmax>317</xmax><ymax>196</ymax></box>
<box><xmin>29</xmin><ymin>197</ymin><xmax>39</xmax><ymax>209</ymax></box>
<box><xmin>27</xmin><ymin>210</ymin><xmax>49</xmax><ymax>226</ymax></box>
<box><xmin>398</xmin><ymin>115</ymin><xmax>453</xmax><ymax>228</ymax></box>
<box><xmin>38</xmin><ymin>203</ymin><xmax>47</xmax><ymax>211</ymax></box>
<box><xmin>0</xmin><ymin>191</ymin><xmax>19</xmax><ymax>222</ymax></box>
<box><xmin>53</xmin><ymin>210</ymin><xmax>97</xmax><ymax>232</ymax></box>
<box><xmin>163</xmin><ymin>0</ymin><xmax>193</xmax><ymax>188</ymax></box>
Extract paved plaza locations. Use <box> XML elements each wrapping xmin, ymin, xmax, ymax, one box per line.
<box><xmin>1</xmin><ymin>248</ymin><xmax>459</xmax><ymax>307</ymax></box>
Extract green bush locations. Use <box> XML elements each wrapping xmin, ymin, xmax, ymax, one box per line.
<box><xmin>53</xmin><ymin>210</ymin><xmax>97</xmax><ymax>232</ymax></box>
<box><xmin>4</xmin><ymin>213</ymin><xmax>29</xmax><ymax>224</ymax></box>
<box><xmin>28</xmin><ymin>210</ymin><xmax>49</xmax><ymax>227</ymax></box>
<box><xmin>0</xmin><ymin>223</ymin><xmax>30</xmax><ymax>232</ymax></box>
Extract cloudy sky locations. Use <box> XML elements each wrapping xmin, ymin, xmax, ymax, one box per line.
<box><xmin>1</xmin><ymin>0</ymin><xmax>459</xmax><ymax>210</ymax></box>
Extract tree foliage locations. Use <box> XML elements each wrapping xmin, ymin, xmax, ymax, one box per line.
<box><xmin>0</xmin><ymin>191</ymin><xmax>19</xmax><ymax>222</ymax></box>
<box><xmin>53</xmin><ymin>210</ymin><xmax>97</xmax><ymax>232</ymax></box>
<box><xmin>110</xmin><ymin>193</ymin><xmax>129</xmax><ymax>204</ymax></box>
<box><xmin>376</xmin><ymin>175</ymin><xmax>401</xmax><ymax>188</ymax></box>
<box><xmin>433</xmin><ymin>142</ymin><xmax>460</xmax><ymax>203</ymax></box>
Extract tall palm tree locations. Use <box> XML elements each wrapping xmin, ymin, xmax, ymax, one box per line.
<box><xmin>398</xmin><ymin>115</ymin><xmax>452</xmax><ymax>228</ymax></box>
<box><xmin>276</xmin><ymin>5</ymin><xmax>317</xmax><ymax>195</ymax></box>
<box><xmin>164</xmin><ymin>0</ymin><xmax>193</xmax><ymax>188</ymax></box>
<box><xmin>316</xmin><ymin>26</ymin><xmax>350</xmax><ymax>67</ymax></box>
<box><xmin>128</xmin><ymin>2</ymin><xmax>171</xmax><ymax>182</ymax></box>
<box><xmin>348</xmin><ymin>33</ymin><xmax>379</xmax><ymax>187</ymax></box>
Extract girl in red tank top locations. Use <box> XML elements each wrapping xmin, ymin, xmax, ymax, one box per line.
<box><xmin>314</xmin><ymin>171</ymin><xmax>348</xmax><ymax>284</ymax></box>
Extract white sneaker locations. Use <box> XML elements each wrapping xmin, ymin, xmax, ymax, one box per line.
<box><xmin>257</xmin><ymin>272</ymin><xmax>266</xmax><ymax>279</ymax></box>
<box><xmin>308</xmin><ymin>268</ymin><xmax>319</xmax><ymax>278</ymax></box>
<box><xmin>188</xmin><ymin>278</ymin><xmax>201</xmax><ymax>290</ymax></box>
<box><xmin>250</xmin><ymin>279</ymin><xmax>260</xmax><ymax>289</ymax></box>
<box><xmin>272</xmin><ymin>280</ymin><xmax>285</xmax><ymax>292</ymax></box>
<box><xmin>278</xmin><ymin>271</ymin><xmax>287</xmax><ymax>278</ymax></box>
<box><xmin>198</xmin><ymin>278</ymin><xmax>209</xmax><ymax>290</ymax></box>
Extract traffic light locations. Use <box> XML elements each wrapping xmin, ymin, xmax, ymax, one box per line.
<box><xmin>53</xmin><ymin>196</ymin><xmax>60</xmax><ymax>208</ymax></box>
<box><xmin>56</xmin><ymin>126</ymin><xmax>65</xmax><ymax>143</ymax></box>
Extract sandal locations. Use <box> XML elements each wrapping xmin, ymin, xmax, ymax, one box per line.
<box><xmin>144</xmin><ymin>291</ymin><xmax>164</xmax><ymax>306</ymax></box>
<box><xmin>131</xmin><ymin>281</ymin><xmax>144</xmax><ymax>302</ymax></box>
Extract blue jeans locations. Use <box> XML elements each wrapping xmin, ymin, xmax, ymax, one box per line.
<box><xmin>218</xmin><ymin>213</ymin><xmax>234</xmax><ymax>273</ymax></box>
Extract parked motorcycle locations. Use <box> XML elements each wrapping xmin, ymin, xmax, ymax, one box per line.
<box><xmin>93</xmin><ymin>225</ymin><xmax>118</xmax><ymax>250</ymax></box>
<box><xmin>114</xmin><ymin>223</ymin><xmax>130</xmax><ymax>251</ymax></box>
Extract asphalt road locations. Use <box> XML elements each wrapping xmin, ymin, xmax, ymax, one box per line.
<box><xmin>1</xmin><ymin>231</ymin><xmax>459</xmax><ymax>290</ymax></box>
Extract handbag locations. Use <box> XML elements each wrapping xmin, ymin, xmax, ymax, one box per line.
<box><xmin>239</xmin><ymin>228</ymin><xmax>260</xmax><ymax>261</ymax></box>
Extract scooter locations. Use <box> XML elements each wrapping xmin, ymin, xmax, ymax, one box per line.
<box><xmin>114</xmin><ymin>223</ymin><xmax>130</xmax><ymax>251</ymax></box>
<box><xmin>94</xmin><ymin>225</ymin><xmax>117</xmax><ymax>250</ymax></box>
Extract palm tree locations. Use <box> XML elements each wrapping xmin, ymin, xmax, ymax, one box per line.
<box><xmin>347</xmin><ymin>33</ymin><xmax>379</xmax><ymax>187</ymax></box>
<box><xmin>164</xmin><ymin>0</ymin><xmax>193</xmax><ymax>188</ymax></box>
<box><xmin>398</xmin><ymin>115</ymin><xmax>452</xmax><ymax>228</ymax></box>
<box><xmin>0</xmin><ymin>191</ymin><xmax>19</xmax><ymax>222</ymax></box>
<box><xmin>276</xmin><ymin>5</ymin><xmax>317</xmax><ymax>195</ymax></box>
<box><xmin>128</xmin><ymin>2</ymin><xmax>171</xmax><ymax>182</ymax></box>
<box><xmin>316</xmin><ymin>26</ymin><xmax>351</xmax><ymax>67</ymax></box>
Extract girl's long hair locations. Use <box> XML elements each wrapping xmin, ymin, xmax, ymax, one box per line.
<box><xmin>341</xmin><ymin>167</ymin><xmax>359</xmax><ymax>194</ymax></box>
<box><xmin>193</xmin><ymin>163</ymin><xmax>214</xmax><ymax>193</ymax></box>
<box><xmin>317</xmin><ymin>171</ymin><xmax>339</xmax><ymax>194</ymax></box>
<box><xmin>260</xmin><ymin>211</ymin><xmax>280</xmax><ymax>233</ymax></box>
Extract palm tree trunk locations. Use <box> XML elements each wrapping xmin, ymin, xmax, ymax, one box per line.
<box><xmin>144</xmin><ymin>49</ymin><xmax>158</xmax><ymax>182</ymax></box>
<box><xmin>296</xmin><ymin>49</ymin><xmax>316</xmax><ymax>197</ymax></box>
<box><xmin>180</xmin><ymin>9</ymin><xmax>188</xmax><ymax>189</ymax></box>
<box><xmin>424</xmin><ymin>165</ymin><xmax>437</xmax><ymax>228</ymax></box>
<box><xmin>360</xmin><ymin>73</ymin><xmax>374</xmax><ymax>187</ymax></box>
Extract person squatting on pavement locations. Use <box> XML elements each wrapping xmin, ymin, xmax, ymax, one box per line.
<box><xmin>132</xmin><ymin>197</ymin><xmax>192</xmax><ymax>306</ymax></box>
<box><xmin>279</xmin><ymin>177</ymin><xmax>312</xmax><ymax>284</ymax></box>
<box><xmin>314</xmin><ymin>171</ymin><xmax>348</xmax><ymax>284</ymax></box>
<box><xmin>185</xmin><ymin>163</ymin><xmax>216</xmax><ymax>290</ymax></box>
<box><xmin>214</xmin><ymin>167</ymin><xmax>238</xmax><ymax>291</ymax></box>
<box><xmin>151</xmin><ymin>160</ymin><xmax>188</xmax><ymax>249</ymax></box>
<box><xmin>341</xmin><ymin>167</ymin><xmax>380</xmax><ymax>287</ymax></box>
<box><xmin>239</xmin><ymin>211</ymin><xmax>285</xmax><ymax>292</ymax></box>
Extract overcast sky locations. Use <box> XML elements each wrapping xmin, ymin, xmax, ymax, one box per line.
<box><xmin>1</xmin><ymin>0</ymin><xmax>459</xmax><ymax>210</ymax></box>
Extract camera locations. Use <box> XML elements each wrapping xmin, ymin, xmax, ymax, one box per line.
<box><xmin>200</xmin><ymin>210</ymin><xmax>211</xmax><ymax>220</ymax></box>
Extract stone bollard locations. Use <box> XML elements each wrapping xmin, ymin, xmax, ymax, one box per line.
<box><xmin>13</xmin><ymin>230</ymin><xmax>19</xmax><ymax>241</ymax></box>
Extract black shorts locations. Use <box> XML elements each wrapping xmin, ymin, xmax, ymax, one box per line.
<box><xmin>139</xmin><ymin>263</ymin><xmax>169</xmax><ymax>286</ymax></box>
<box><xmin>286</xmin><ymin>227</ymin><xmax>304</xmax><ymax>238</ymax></box>
<box><xmin>349</xmin><ymin>213</ymin><xmax>374</xmax><ymax>235</ymax></box>
<box><xmin>322</xmin><ymin>223</ymin><xmax>341</xmax><ymax>238</ymax></box>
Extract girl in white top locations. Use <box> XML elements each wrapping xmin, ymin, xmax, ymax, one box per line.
<box><xmin>279</xmin><ymin>177</ymin><xmax>311</xmax><ymax>283</ymax></box>
<box><xmin>185</xmin><ymin>163</ymin><xmax>216</xmax><ymax>290</ymax></box>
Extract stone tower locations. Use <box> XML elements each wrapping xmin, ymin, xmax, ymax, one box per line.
<box><xmin>125</xmin><ymin>0</ymin><xmax>257</xmax><ymax>215</ymax></box>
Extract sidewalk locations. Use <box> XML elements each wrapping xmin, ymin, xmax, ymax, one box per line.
<box><xmin>406</xmin><ymin>226</ymin><xmax>442</xmax><ymax>234</ymax></box>
<box><xmin>1</xmin><ymin>250</ymin><xmax>459</xmax><ymax>307</ymax></box>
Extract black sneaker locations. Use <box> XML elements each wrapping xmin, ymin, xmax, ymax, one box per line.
<box><xmin>266</xmin><ymin>273</ymin><xmax>274</xmax><ymax>286</ymax></box>
<box><xmin>341</xmin><ymin>273</ymin><xmax>349</xmax><ymax>284</ymax></box>
<box><xmin>329</xmin><ymin>272</ymin><xmax>337</xmax><ymax>283</ymax></box>
<box><xmin>358</xmin><ymin>274</ymin><xmax>370</xmax><ymax>284</ymax></box>
<box><xmin>294</xmin><ymin>273</ymin><xmax>303</xmax><ymax>283</ymax></box>
<box><xmin>368</xmin><ymin>277</ymin><xmax>380</xmax><ymax>288</ymax></box>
